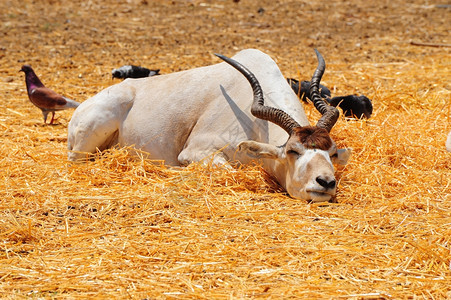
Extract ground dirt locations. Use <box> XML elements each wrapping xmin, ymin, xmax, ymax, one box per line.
<box><xmin>1</xmin><ymin>0</ymin><xmax>450</xmax><ymax>298</ymax></box>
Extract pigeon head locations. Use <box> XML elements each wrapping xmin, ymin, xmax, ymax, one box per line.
<box><xmin>20</xmin><ymin>64</ymin><xmax>33</xmax><ymax>73</ymax></box>
<box><xmin>20</xmin><ymin>64</ymin><xmax>44</xmax><ymax>91</ymax></box>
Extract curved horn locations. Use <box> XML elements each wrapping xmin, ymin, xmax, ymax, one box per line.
<box><xmin>309</xmin><ymin>49</ymin><xmax>339</xmax><ymax>132</ymax></box>
<box><xmin>215</xmin><ymin>53</ymin><xmax>301</xmax><ymax>134</ymax></box>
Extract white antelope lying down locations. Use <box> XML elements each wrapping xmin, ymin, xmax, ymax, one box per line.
<box><xmin>68</xmin><ymin>49</ymin><xmax>351</xmax><ymax>202</ymax></box>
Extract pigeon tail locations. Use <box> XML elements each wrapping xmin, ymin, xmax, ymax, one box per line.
<box><xmin>62</xmin><ymin>97</ymin><xmax>81</xmax><ymax>109</ymax></box>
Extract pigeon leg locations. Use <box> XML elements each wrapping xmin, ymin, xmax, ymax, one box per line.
<box><xmin>49</xmin><ymin>111</ymin><xmax>56</xmax><ymax>124</ymax></box>
<box><xmin>42</xmin><ymin>111</ymin><xmax>49</xmax><ymax>124</ymax></box>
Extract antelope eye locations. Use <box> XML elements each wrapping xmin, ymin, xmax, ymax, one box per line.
<box><xmin>287</xmin><ymin>149</ymin><xmax>300</xmax><ymax>156</ymax></box>
<box><xmin>331</xmin><ymin>152</ymin><xmax>338</xmax><ymax>158</ymax></box>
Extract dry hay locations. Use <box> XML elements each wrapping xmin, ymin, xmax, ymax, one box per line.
<box><xmin>0</xmin><ymin>0</ymin><xmax>450</xmax><ymax>298</ymax></box>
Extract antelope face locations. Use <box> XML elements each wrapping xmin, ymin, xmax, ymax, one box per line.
<box><xmin>284</xmin><ymin>126</ymin><xmax>339</xmax><ymax>202</ymax></box>
<box><xmin>238</xmin><ymin>126</ymin><xmax>351</xmax><ymax>202</ymax></box>
<box><xmin>284</xmin><ymin>127</ymin><xmax>351</xmax><ymax>202</ymax></box>
<box><xmin>285</xmin><ymin>147</ymin><xmax>336</xmax><ymax>202</ymax></box>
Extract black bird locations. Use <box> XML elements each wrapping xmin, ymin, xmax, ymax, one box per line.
<box><xmin>287</xmin><ymin>78</ymin><xmax>331</xmax><ymax>102</ymax></box>
<box><xmin>327</xmin><ymin>95</ymin><xmax>373</xmax><ymax>119</ymax></box>
<box><xmin>288</xmin><ymin>78</ymin><xmax>373</xmax><ymax>119</ymax></box>
<box><xmin>112</xmin><ymin>65</ymin><xmax>160</xmax><ymax>79</ymax></box>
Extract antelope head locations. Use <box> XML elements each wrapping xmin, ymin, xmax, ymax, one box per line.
<box><xmin>216</xmin><ymin>50</ymin><xmax>351</xmax><ymax>202</ymax></box>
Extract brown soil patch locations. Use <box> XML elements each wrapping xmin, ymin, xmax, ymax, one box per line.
<box><xmin>1</xmin><ymin>0</ymin><xmax>450</xmax><ymax>298</ymax></box>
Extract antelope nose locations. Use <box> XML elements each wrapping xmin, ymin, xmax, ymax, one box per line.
<box><xmin>316</xmin><ymin>177</ymin><xmax>336</xmax><ymax>189</ymax></box>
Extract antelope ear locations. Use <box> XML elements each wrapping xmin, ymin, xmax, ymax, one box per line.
<box><xmin>332</xmin><ymin>148</ymin><xmax>352</xmax><ymax>165</ymax></box>
<box><xmin>238</xmin><ymin>141</ymin><xmax>283</xmax><ymax>159</ymax></box>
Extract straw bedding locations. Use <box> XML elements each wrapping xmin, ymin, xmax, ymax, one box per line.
<box><xmin>0</xmin><ymin>0</ymin><xmax>450</xmax><ymax>298</ymax></box>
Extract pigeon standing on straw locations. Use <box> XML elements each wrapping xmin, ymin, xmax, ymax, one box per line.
<box><xmin>20</xmin><ymin>65</ymin><xmax>80</xmax><ymax>124</ymax></box>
